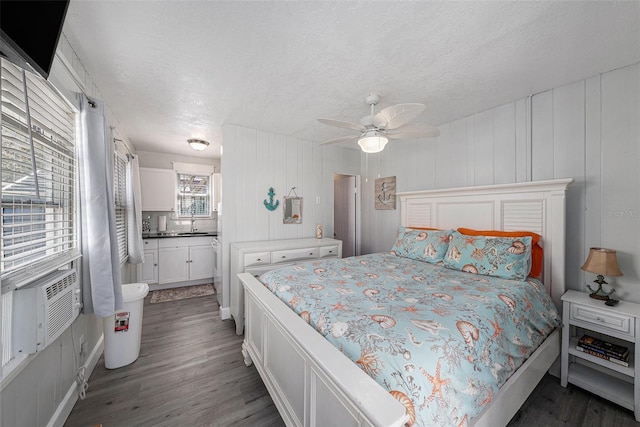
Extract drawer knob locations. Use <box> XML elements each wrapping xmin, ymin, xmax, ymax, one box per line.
<box><xmin>329</xmin><ymin>250</ymin><xmax>333</xmax><ymax>253</ymax></box>
<box><xmin>596</xmin><ymin>317</ymin><xmax>604</xmax><ymax>322</ymax></box>
<box><xmin>282</xmin><ymin>256</ymin><xmax>286</xmax><ymax>259</ymax></box>
<box><xmin>257</xmin><ymin>258</ymin><xmax>261</xmax><ymax>261</ymax></box>
<box><xmin>309</xmin><ymin>252</ymin><xmax>313</xmax><ymax>255</ymax></box>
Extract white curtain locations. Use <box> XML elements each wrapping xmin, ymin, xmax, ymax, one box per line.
<box><xmin>127</xmin><ymin>155</ymin><xmax>144</xmax><ymax>263</ymax></box>
<box><xmin>77</xmin><ymin>95</ymin><xmax>123</xmax><ymax>317</ymax></box>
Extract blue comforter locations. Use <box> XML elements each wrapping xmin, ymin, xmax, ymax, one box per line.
<box><xmin>259</xmin><ymin>252</ymin><xmax>560</xmax><ymax>426</ymax></box>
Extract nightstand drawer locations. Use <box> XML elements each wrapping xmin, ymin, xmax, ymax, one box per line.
<box><xmin>571</xmin><ymin>304</ymin><xmax>635</xmax><ymax>337</ymax></box>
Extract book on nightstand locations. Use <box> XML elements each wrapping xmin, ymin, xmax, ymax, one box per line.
<box><xmin>576</xmin><ymin>334</ymin><xmax>630</xmax><ymax>366</ymax></box>
<box><xmin>576</xmin><ymin>345</ymin><xmax>630</xmax><ymax>367</ymax></box>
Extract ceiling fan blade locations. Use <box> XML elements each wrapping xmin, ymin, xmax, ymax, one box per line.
<box><xmin>319</xmin><ymin>135</ymin><xmax>359</xmax><ymax>146</ymax></box>
<box><xmin>386</xmin><ymin>124</ymin><xmax>440</xmax><ymax>139</ymax></box>
<box><xmin>373</xmin><ymin>103</ymin><xmax>425</xmax><ymax>130</ymax></box>
<box><xmin>317</xmin><ymin>118</ymin><xmax>366</xmax><ymax>133</ymax></box>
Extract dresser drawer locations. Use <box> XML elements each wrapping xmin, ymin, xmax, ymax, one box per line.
<box><xmin>320</xmin><ymin>245</ymin><xmax>339</xmax><ymax>258</ymax></box>
<box><xmin>571</xmin><ymin>304</ymin><xmax>635</xmax><ymax>337</ymax></box>
<box><xmin>143</xmin><ymin>239</ymin><xmax>158</xmax><ymax>250</ymax></box>
<box><xmin>272</xmin><ymin>247</ymin><xmax>319</xmax><ymax>264</ymax></box>
<box><xmin>244</xmin><ymin>252</ymin><xmax>271</xmax><ymax>267</ymax></box>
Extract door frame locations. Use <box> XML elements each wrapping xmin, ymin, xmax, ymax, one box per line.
<box><xmin>333</xmin><ymin>173</ymin><xmax>362</xmax><ymax>257</ymax></box>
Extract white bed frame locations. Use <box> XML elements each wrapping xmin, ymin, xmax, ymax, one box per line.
<box><xmin>239</xmin><ymin>178</ymin><xmax>572</xmax><ymax>426</ymax></box>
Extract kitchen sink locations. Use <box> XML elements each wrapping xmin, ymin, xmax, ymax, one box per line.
<box><xmin>177</xmin><ymin>231</ymin><xmax>210</xmax><ymax>236</ymax></box>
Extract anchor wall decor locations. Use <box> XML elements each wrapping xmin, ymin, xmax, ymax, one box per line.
<box><xmin>375</xmin><ymin>176</ymin><xmax>396</xmax><ymax>210</ymax></box>
<box><xmin>263</xmin><ymin>187</ymin><xmax>279</xmax><ymax>211</ymax></box>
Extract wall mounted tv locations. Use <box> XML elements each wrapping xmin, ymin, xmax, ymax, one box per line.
<box><xmin>0</xmin><ymin>0</ymin><xmax>70</xmax><ymax>79</ymax></box>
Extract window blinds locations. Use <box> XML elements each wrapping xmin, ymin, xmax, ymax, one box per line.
<box><xmin>1</xmin><ymin>59</ymin><xmax>77</xmax><ymax>281</ymax></box>
<box><xmin>176</xmin><ymin>173</ymin><xmax>211</xmax><ymax>217</ymax></box>
<box><xmin>114</xmin><ymin>151</ymin><xmax>128</xmax><ymax>263</ymax></box>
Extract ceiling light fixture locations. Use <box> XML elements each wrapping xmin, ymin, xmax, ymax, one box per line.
<box><xmin>188</xmin><ymin>138</ymin><xmax>209</xmax><ymax>151</ymax></box>
<box><xmin>357</xmin><ymin>131</ymin><xmax>389</xmax><ymax>154</ymax></box>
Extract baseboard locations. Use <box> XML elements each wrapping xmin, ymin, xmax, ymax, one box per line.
<box><xmin>220</xmin><ymin>306</ymin><xmax>230</xmax><ymax>320</ymax></box>
<box><xmin>47</xmin><ymin>334</ymin><xmax>104</xmax><ymax>427</ymax></box>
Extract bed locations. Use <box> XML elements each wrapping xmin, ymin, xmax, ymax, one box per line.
<box><xmin>238</xmin><ymin>178</ymin><xmax>572</xmax><ymax>427</ymax></box>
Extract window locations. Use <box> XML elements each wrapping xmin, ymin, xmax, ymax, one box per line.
<box><xmin>176</xmin><ymin>173</ymin><xmax>211</xmax><ymax>217</ymax></box>
<box><xmin>113</xmin><ymin>151</ymin><xmax>128</xmax><ymax>263</ymax></box>
<box><xmin>1</xmin><ymin>59</ymin><xmax>78</xmax><ymax>369</ymax></box>
<box><xmin>1</xmin><ymin>59</ymin><xmax>77</xmax><ymax>283</ymax></box>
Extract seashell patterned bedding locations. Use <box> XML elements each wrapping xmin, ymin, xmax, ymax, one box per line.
<box><xmin>259</xmin><ymin>252</ymin><xmax>560</xmax><ymax>427</ymax></box>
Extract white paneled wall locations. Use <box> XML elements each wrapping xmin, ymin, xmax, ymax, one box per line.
<box><xmin>361</xmin><ymin>62</ymin><xmax>640</xmax><ymax>302</ymax></box>
<box><xmin>220</xmin><ymin>124</ymin><xmax>360</xmax><ymax>312</ymax></box>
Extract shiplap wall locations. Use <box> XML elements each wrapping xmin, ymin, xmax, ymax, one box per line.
<box><xmin>361</xmin><ymin>62</ymin><xmax>640</xmax><ymax>302</ymax></box>
<box><xmin>220</xmin><ymin>124</ymin><xmax>360</xmax><ymax>311</ymax></box>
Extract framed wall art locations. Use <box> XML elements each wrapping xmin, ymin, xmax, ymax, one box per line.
<box><xmin>375</xmin><ymin>176</ymin><xmax>396</xmax><ymax>210</ymax></box>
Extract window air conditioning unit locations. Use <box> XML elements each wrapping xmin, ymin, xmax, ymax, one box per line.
<box><xmin>12</xmin><ymin>269</ymin><xmax>81</xmax><ymax>357</ymax></box>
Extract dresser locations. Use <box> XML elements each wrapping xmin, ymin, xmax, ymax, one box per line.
<box><xmin>561</xmin><ymin>290</ymin><xmax>640</xmax><ymax>421</ymax></box>
<box><xmin>230</xmin><ymin>238</ymin><xmax>342</xmax><ymax>335</ymax></box>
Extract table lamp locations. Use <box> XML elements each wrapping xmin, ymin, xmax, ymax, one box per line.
<box><xmin>581</xmin><ymin>247</ymin><xmax>623</xmax><ymax>300</ymax></box>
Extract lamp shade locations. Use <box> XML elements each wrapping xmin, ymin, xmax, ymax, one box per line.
<box><xmin>358</xmin><ymin>133</ymin><xmax>389</xmax><ymax>153</ymax></box>
<box><xmin>188</xmin><ymin>138</ymin><xmax>209</xmax><ymax>151</ymax></box>
<box><xmin>581</xmin><ymin>247</ymin><xmax>623</xmax><ymax>277</ymax></box>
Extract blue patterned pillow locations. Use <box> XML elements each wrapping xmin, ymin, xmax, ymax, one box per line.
<box><xmin>391</xmin><ymin>227</ymin><xmax>451</xmax><ymax>264</ymax></box>
<box><xmin>442</xmin><ymin>230</ymin><xmax>532</xmax><ymax>281</ymax></box>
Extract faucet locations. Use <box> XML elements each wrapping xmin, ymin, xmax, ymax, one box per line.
<box><xmin>190</xmin><ymin>213</ymin><xmax>197</xmax><ymax>233</ymax></box>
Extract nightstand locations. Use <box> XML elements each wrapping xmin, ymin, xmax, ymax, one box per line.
<box><xmin>561</xmin><ymin>290</ymin><xmax>640</xmax><ymax>421</ymax></box>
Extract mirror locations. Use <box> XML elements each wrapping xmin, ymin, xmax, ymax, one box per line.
<box><xmin>283</xmin><ymin>197</ymin><xmax>302</xmax><ymax>224</ymax></box>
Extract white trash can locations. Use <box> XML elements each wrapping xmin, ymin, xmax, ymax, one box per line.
<box><xmin>103</xmin><ymin>282</ymin><xmax>149</xmax><ymax>369</ymax></box>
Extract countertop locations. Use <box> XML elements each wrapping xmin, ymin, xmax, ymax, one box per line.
<box><xmin>142</xmin><ymin>231</ymin><xmax>218</xmax><ymax>239</ymax></box>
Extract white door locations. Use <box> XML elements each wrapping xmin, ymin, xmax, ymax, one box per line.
<box><xmin>158</xmin><ymin>246</ymin><xmax>190</xmax><ymax>284</ymax></box>
<box><xmin>190</xmin><ymin>244</ymin><xmax>214</xmax><ymax>280</ymax></box>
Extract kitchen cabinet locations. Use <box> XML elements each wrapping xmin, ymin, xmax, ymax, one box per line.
<box><xmin>189</xmin><ymin>244</ymin><xmax>215</xmax><ymax>280</ymax></box>
<box><xmin>139</xmin><ymin>250</ymin><xmax>159</xmax><ymax>284</ymax></box>
<box><xmin>140</xmin><ymin>167</ymin><xmax>175</xmax><ymax>211</ymax></box>
<box><xmin>159</xmin><ymin>246</ymin><xmax>190</xmax><ymax>284</ymax></box>
<box><xmin>137</xmin><ymin>239</ymin><xmax>158</xmax><ymax>284</ymax></box>
<box><xmin>230</xmin><ymin>238</ymin><xmax>342</xmax><ymax>335</ymax></box>
<box><xmin>157</xmin><ymin>236</ymin><xmax>215</xmax><ymax>286</ymax></box>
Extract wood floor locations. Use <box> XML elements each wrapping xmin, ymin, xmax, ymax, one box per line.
<box><xmin>64</xmin><ymin>292</ymin><xmax>639</xmax><ymax>427</ymax></box>
<box><xmin>64</xmin><ymin>292</ymin><xmax>284</xmax><ymax>427</ymax></box>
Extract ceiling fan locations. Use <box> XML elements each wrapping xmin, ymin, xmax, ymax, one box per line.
<box><xmin>317</xmin><ymin>93</ymin><xmax>440</xmax><ymax>153</ymax></box>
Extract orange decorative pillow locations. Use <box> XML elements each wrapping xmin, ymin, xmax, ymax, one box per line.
<box><xmin>457</xmin><ymin>228</ymin><xmax>543</xmax><ymax>278</ymax></box>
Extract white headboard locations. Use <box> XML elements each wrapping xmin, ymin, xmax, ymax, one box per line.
<box><xmin>397</xmin><ymin>179</ymin><xmax>573</xmax><ymax>309</ymax></box>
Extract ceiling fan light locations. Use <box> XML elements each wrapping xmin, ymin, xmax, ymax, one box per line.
<box><xmin>358</xmin><ymin>135</ymin><xmax>389</xmax><ymax>153</ymax></box>
<box><xmin>188</xmin><ymin>138</ymin><xmax>210</xmax><ymax>151</ymax></box>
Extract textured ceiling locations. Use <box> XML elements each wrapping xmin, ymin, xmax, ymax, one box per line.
<box><xmin>62</xmin><ymin>1</ymin><xmax>640</xmax><ymax>159</ymax></box>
